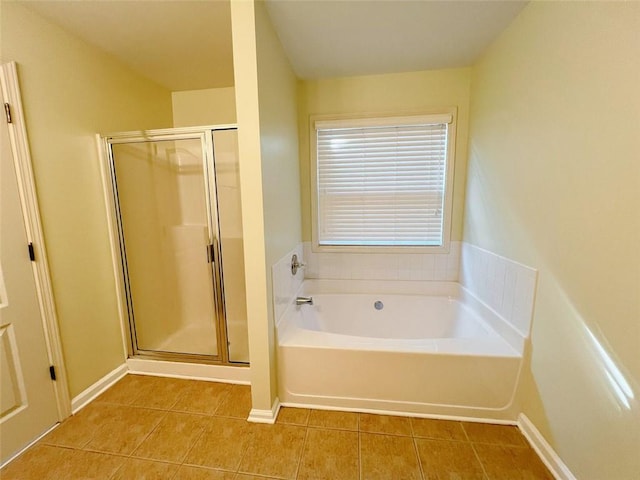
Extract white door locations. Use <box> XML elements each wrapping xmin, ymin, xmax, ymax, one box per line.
<box><xmin>0</xmin><ymin>105</ymin><xmax>59</xmax><ymax>464</ymax></box>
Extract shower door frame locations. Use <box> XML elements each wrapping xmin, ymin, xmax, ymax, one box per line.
<box><xmin>99</xmin><ymin>126</ymin><xmax>237</xmax><ymax>366</ymax></box>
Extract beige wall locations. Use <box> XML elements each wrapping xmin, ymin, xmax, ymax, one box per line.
<box><xmin>255</xmin><ymin>2</ymin><xmax>302</xmax><ymax>296</ymax></box>
<box><xmin>172</xmin><ymin>87</ymin><xmax>237</xmax><ymax>127</ymax></box>
<box><xmin>255</xmin><ymin>0</ymin><xmax>302</xmax><ymax>401</ymax></box>
<box><xmin>1</xmin><ymin>3</ymin><xmax>173</xmax><ymax>397</ymax></box>
<box><xmin>298</xmin><ymin>68</ymin><xmax>471</xmax><ymax>243</ymax></box>
<box><xmin>465</xmin><ymin>2</ymin><xmax>640</xmax><ymax>478</ymax></box>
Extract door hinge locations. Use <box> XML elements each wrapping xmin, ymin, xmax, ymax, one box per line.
<box><xmin>49</xmin><ymin>365</ymin><xmax>57</xmax><ymax>381</ymax></box>
<box><xmin>206</xmin><ymin>243</ymin><xmax>215</xmax><ymax>263</ymax></box>
<box><xmin>4</xmin><ymin>103</ymin><xmax>12</xmax><ymax>124</ymax></box>
<box><xmin>28</xmin><ymin>242</ymin><xmax>36</xmax><ymax>262</ymax></box>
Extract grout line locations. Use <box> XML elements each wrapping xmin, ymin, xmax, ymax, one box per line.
<box><xmin>128</xmin><ymin>409</ymin><xmax>170</xmax><ymax>459</ymax></box>
<box><xmin>106</xmin><ymin>459</ymin><xmax>126</xmax><ymax>480</ymax></box>
<box><xmin>234</xmin><ymin>420</ymin><xmax>258</xmax><ymax>477</ymax></box>
<box><xmin>469</xmin><ymin>442</ymin><xmax>491</xmax><ymax>480</ymax></box>
<box><xmin>412</xmin><ymin>436</ymin><xmax>426</xmax><ymax>480</ymax></box>
<box><xmin>460</xmin><ymin>421</ymin><xmax>471</xmax><ymax>442</ymax></box>
<box><xmin>293</xmin><ymin>424</ymin><xmax>310</xmax><ymax>479</ymax></box>
<box><xmin>178</xmin><ymin>421</ymin><xmax>208</xmax><ymax>465</ymax></box>
<box><xmin>358</xmin><ymin>431</ymin><xmax>363</xmax><ymax>480</ymax></box>
<box><xmin>170</xmin><ymin>420</ymin><xmax>210</xmax><ymax>480</ymax></box>
<box><xmin>306</xmin><ymin>424</ymin><xmax>359</xmax><ymax>433</ymax></box>
<box><xmin>212</xmin><ymin>384</ymin><xmax>234</xmax><ymax>415</ymax></box>
<box><xmin>358</xmin><ymin>431</ymin><xmax>414</xmax><ymax>438</ymax></box>
<box><xmin>165</xmin><ymin>464</ymin><xmax>181</xmax><ymax>480</ymax></box>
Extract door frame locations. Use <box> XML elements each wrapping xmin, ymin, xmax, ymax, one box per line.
<box><xmin>97</xmin><ymin>126</ymin><xmax>239</xmax><ymax>365</ymax></box>
<box><xmin>0</xmin><ymin>62</ymin><xmax>71</xmax><ymax>420</ymax></box>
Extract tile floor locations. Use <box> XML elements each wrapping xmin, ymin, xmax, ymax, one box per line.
<box><xmin>2</xmin><ymin>375</ymin><xmax>553</xmax><ymax>479</ymax></box>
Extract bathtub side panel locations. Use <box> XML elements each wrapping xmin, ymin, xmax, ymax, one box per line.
<box><xmin>278</xmin><ymin>344</ymin><xmax>521</xmax><ymax>420</ymax></box>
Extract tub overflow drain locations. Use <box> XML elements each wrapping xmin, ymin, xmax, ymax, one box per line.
<box><xmin>374</xmin><ymin>300</ymin><xmax>384</xmax><ymax>310</ymax></box>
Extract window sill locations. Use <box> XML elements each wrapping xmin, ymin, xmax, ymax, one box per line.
<box><xmin>311</xmin><ymin>243</ymin><xmax>451</xmax><ymax>255</ymax></box>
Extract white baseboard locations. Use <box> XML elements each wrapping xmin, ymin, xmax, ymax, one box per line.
<box><xmin>248</xmin><ymin>397</ymin><xmax>281</xmax><ymax>424</ymax></box>
<box><xmin>71</xmin><ymin>363</ymin><xmax>128</xmax><ymax>414</ymax></box>
<box><xmin>518</xmin><ymin>413</ymin><xmax>576</xmax><ymax>480</ymax></box>
<box><xmin>126</xmin><ymin>358</ymin><xmax>251</xmax><ymax>384</ymax></box>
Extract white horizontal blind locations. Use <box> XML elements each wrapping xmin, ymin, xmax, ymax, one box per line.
<box><xmin>316</xmin><ymin>121</ymin><xmax>448</xmax><ymax>246</ymax></box>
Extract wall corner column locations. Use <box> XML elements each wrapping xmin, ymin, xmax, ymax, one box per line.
<box><xmin>230</xmin><ymin>0</ymin><xmax>278</xmax><ymax>416</ymax></box>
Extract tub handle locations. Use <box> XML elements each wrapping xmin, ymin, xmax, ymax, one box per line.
<box><xmin>291</xmin><ymin>254</ymin><xmax>306</xmax><ymax>275</ymax></box>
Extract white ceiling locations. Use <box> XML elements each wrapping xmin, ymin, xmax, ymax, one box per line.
<box><xmin>23</xmin><ymin>0</ymin><xmax>235</xmax><ymax>92</ymax></box>
<box><xmin>265</xmin><ymin>0</ymin><xmax>528</xmax><ymax>79</ymax></box>
<box><xmin>22</xmin><ymin>0</ymin><xmax>527</xmax><ymax>92</ymax></box>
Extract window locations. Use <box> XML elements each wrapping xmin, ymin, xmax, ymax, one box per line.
<box><xmin>311</xmin><ymin>111</ymin><xmax>456</xmax><ymax>252</ymax></box>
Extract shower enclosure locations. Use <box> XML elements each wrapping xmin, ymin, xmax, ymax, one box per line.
<box><xmin>103</xmin><ymin>127</ymin><xmax>248</xmax><ymax>364</ymax></box>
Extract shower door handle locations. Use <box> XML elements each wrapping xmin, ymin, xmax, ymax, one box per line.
<box><xmin>206</xmin><ymin>243</ymin><xmax>215</xmax><ymax>263</ymax></box>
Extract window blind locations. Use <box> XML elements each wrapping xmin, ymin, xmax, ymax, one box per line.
<box><xmin>316</xmin><ymin>121</ymin><xmax>449</xmax><ymax>247</ymax></box>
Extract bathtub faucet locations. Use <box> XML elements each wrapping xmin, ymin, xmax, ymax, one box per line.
<box><xmin>296</xmin><ymin>296</ymin><xmax>314</xmax><ymax>306</ymax></box>
<box><xmin>291</xmin><ymin>254</ymin><xmax>306</xmax><ymax>275</ymax></box>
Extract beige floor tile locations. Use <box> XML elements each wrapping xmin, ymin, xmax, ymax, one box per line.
<box><xmin>238</xmin><ymin>423</ymin><xmax>306</xmax><ymax>479</ymax></box>
<box><xmin>410</xmin><ymin>418</ymin><xmax>467</xmax><ymax>441</ymax></box>
<box><xmin>1</xmin><ymin>444</ymin><xmax>69</xmax><ymax>480</ymax></box>
<box><xmin>174</xmin><ymin>466</ymin><xmax>236</xmax><ymax>480</ymax></box>
<box><xmin>1</xmin><ymin>445</ymin><xmax>125</xmax><ymax>480</ymax></box>
<box><xmin>40</xmin><ymin>403</ymin><xmax>121</xmax><ymax>448</ymax></box>
<box><xmin>309</xmin><ymin>410</ymin><xmax>358</xmax><ymax>432</ymax></box>
<box><xmin>133</xmin><ymin>411</ymin><xmax>206</xmax><ymax>463</ymax></box>
<box><xmin>359</xmin><ymin>413</ymin><xmax>412</xmax><ymax>436</ymax></box>
<box><xmin>185</xmin><ymin>416</ymin><xmax>253</xmax><ymax>471</ymax></box>
<box><xmin>172</xmin><ymin>380</ymin><xmax>233</xmax><ymax>416</ymax></box>
<box><xmin>53</xmin><ymin>448</ymin><xmax>125</xmax><ymax>480</ymax></box>
<box><xmin>94</xmin><ymin>374</ymin><xmax>151</xmax><ymax>405</ymax></box>
<box><xmin>215</xmin><ymin>384</ymin><xmax>252</xmax><ymax>418</ymax></box>
<box><xmin>84</xmin><ymin>405</ymin><xmax>166</xmax><ymax>455</ymax></box>
<box><xmin>474</xmin><ymin>444</ymin><xmax>554</xmax><ymax>480</ymax></box>
<box><xmin>415</xmin><ymin>438</ymin><xmax>485</xmax><ymax>480</ymax></box>
<box><xmin>308</xmin><ymin>409</ymin><xmax>359</xmax><ymax>431</ymax></box>
<box><xmin>3</xmin><ymin>376</ymin><xmax>556</xmax><ymax>480</ymax></box>
<box><xmin>129</xmin><ymin>376</ymin><xmax>193</xmax><ymax>410</ymax></box>
<box><xmin>110</xmin><ymin>458</ymin><xmax>179</xmax><ymax>480</ymax></box>
<box><xmin>276</xmin><ymin>407</ymin><xmax>311</xmax><ymax>426</ymax></box>
<box><xmin>360</xmin><ymin>432</ymin><xmax>422</xmax><ymax>480</ymax></box>
<box><xmin>462</xmin><ymin>422</ymin><xmax>529</xmax><ymax>447</ymax></box>
<box><xmin>297</xmin><ymin>428</ymin><xmax>359</xmax><ymax>480</ymax></box>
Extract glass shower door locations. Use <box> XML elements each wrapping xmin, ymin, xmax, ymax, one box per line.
<box><xmin>110</xmin><ymin>135</ymin><xmax>223</xmax><ymax>359</ymax></box>
<box><xmin>212</xmin><ymin>130</ymin><xmax>248</xmax><ymax>363</ymax></box>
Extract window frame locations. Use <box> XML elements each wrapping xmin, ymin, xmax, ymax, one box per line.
<box><xmin>310</xmin><ymin>108</ymin><xmax>457</xmax><ymax>254</ymax></box>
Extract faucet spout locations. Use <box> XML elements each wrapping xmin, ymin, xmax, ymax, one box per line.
<box><xmin>295</xmin><ymin>296</ymin><xmax>314</xmax><ymax>306</ymax></box>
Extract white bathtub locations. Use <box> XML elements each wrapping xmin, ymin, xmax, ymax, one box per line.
<box><xmin>277</xmin><ymin>279</ymin><xmax>526</xmax><ymax>420</ymax></box>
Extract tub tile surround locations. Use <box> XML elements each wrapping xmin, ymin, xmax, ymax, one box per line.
<box><xmin>460</xmin><ymin>242</ymin><xmax>537</xmax><ymax>338</ymax></box>
<box><xmin>274</xmin><ymin>241</ymin><xmax>536</xmax><ymax>343</ymax></box>
<box><xmin>303</xmin><ymin>241</ymin><xmax>460</xmax><ymax>282</ymax></box>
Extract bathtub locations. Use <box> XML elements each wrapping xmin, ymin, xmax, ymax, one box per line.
<box><xmin>277</xmin><ymin>279</ymin><xmax>526</xmax><ymax>421</ymax></box>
